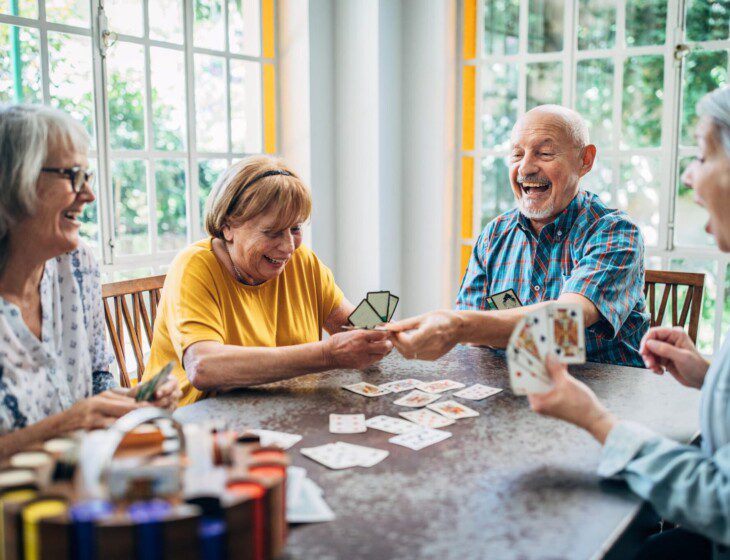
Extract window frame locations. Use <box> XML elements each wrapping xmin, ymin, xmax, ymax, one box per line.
<box><xmin>0</xmin><ymin>0</ymin><xmax>279</xmax><ymax>276</ymax></box>
<box><xmin>457</xmin><ymin>0</ymin><xmax>730</xmax><ymax>352</ymax></box>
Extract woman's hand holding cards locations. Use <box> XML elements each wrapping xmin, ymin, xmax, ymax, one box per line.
<box><xmin>325</xmin><ymin>330</ymin><xmax>393</xmax><ymax>369</ymax></box>
<box><xmin>528</xmin><ymin>355</ymin><xmax>617</xmax><ymax>444</ymax></box>
<box><xmin>386</xmin><ymin>310</ymin><xmax>464</xmax><ymax>360</ymax></box>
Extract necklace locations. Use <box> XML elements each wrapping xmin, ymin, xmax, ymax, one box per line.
<box><xmin>223</xmin><ymin>240</ymin><xmax>250</xmax><ymax>285</ymax></box>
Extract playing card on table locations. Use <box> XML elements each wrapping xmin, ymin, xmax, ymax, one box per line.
<box><xmin>388</xmin><ymin>427</ymin><xmax>452</xmax><ymax>450</ymax></box>
<box><xmin>366</xmin><ymin>291</ymin><xmax>391</xmax><ymax>321</ymax></box>
<box><xmin>247</xmin><ymin>429</ymin><xmax>303</xmax><ymax>450</ymax></box>
<box><xmin>379</xmin><ymin>379</ymin><xmax>422</xmax><ymax>393</ymax></box>
<box><xmin>335</xmin><ymin>442</ymin><xmax>389</xmax><ymax>467</ymax></box>
<box><xmin>547</xmin><ymin>303</ymin><xmax>586</xmax><ymax>364</ymax></box>
<box><xmin>365</xmin><ymin>415</ymin><xmax>419</xmax><ymax>435</ymax></box>
<box><xmin>488</xmin><ymin>288</ymin><xmax>523</xmax><ymax>310</ymax></box>
<box><xmin>329</xmin><ymin>414</ymin><xmax>366</xmax><ymax>434</ymax></box>
<box><xmin>416</xmin><ymin>379</ymin><xmax>466</xmax><ymax>394</ymax></box>
<box><xmin>301</xmin><ymin>442</ymin><xmax>388</xmax><ymax>469</ymax></box>
<box><xmin>427</xmin><ymin>399</ymin><xmax>479</xmax><ymax>419</ymax></box>
<box><xmin>393</xmin><ymin>389</ymin><xmax>441</xmax><ymax>408</ymax></box>
<box><xmin>343</xmin><ymin>382</ymin><xmax>391</xmax><ymax>397</ymax></box>
<box><xmin>453</xmin><ymin>384</ymin><xmax>503</xmax><ymax>401</ymax></box>
<box><xmin>348</xmin><ymin>299</ymin><xmax>384</xmax><ymax>329</ymax></box>
<box><xmin>300</xmin><ymin>443</ymin><xmax>361</xmax><ymax>470</ymax></box>
<box><xmin>399</xmin><ymin>409</ymin><xmax>455</xmax><ymax>429</ymax></box>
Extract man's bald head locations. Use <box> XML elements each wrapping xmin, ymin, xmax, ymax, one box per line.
<box><xmin>512</xmin><ymin>105</ymin><xmax>590</xmax><ymax>149</ymax></box>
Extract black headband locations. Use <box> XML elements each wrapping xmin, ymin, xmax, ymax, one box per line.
<box><xmin>227</xmin><ymin>169</ymin><xmax>293</xmax><ymax>214</ymax></box>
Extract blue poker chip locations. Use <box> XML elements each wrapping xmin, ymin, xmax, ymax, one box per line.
<box><xmin>128</xmin><ymin>499</ymin><xmax>172</xmax><ymax>522</ymax></box>
<box><xmin>70</xmin><ymin>500</ymin><xmax>113</xmax><ymax>522</ymax></box>
<box><xmin>199</xmin><ymin>518</ymin><xmax>227</xmax><ymax>560</ymax></box>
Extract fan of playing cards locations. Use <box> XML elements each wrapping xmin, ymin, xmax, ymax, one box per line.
<box><xmin>347</xmin><ymin>290</ymin><xmax>399</xmax><ymax>329</ymax></box>
<box><xmin>507</xmin><ymin>303</ymin><xmax>586</xmax><ymax>395</ymax></box>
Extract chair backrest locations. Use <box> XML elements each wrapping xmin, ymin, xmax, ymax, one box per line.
<box><xmin>101</xmin><ymin>275</ymin><xmax>166</xmax><ymax>387</ymax></box>
<box><xmin>644</xmin><ymin>270</ymin><xmax>705</xmax><ymax>345</ymax></box>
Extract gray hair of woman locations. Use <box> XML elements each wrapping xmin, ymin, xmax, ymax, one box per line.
<box><xmin>698</xmin><ymin>86</ymin><xmax>730</xmax><ymax>155</ymax></box>
<box><xmin>0</xmin><ymin>104</ymin><xmax>89</xmax><ymax>276</ymax></box>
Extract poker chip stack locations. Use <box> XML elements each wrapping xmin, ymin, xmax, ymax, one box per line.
<box><xmin>0</xmin><ymin>419</ymin><xmax>290</xmax><ymax>560</ymax></box>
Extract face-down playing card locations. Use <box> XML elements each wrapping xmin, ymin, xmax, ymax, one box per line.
<box><xmin>348</xmin><ymin>299</ymin><xmax>384</xmax><ymax>329</ymax></box>
<box><xmin>366</xmin><ymin>291</ymin><xmax>391</xmax><ymax>321</ymax></box>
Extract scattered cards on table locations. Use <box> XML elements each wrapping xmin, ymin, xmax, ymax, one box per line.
<box><xmin>343</xmin><ymin>382</ymin><xmax>391</xmax><ymax>397</ymax></box>
<box><xmin>347</xmin><ymin>290</ymin><xmax>400</xmax><ymax>329</ymax></box>
<box><xmin>399</xmin><ymin>409</ymin><xmax>455</xmax><ymax>429</ymax></box>
<box><xmin>453</xmin><ymin>384</ymin><xmax>503</xmax><ymax>401</ymax></box>
<box><xmin>379</xmin><ymin>379</ymin><xmax>422</xmax><ymax>393</ymax></box>
<box><xmin>301</xmin><ymin>442</ymin><xmax>389</xmax><ymax>469</ymax></box>
<box><xmin>416</xmin><ymin>379</ymin><xmax>465</xmax><ymax>394</ymax></box>
<box><xmin>135</xmin><ymin>361</ymin><xmax>173</xmax><ymax>402</ymax></box>
<box><xmin>507</xmin><ymin>302</ymin><xmax>586</xmax><ymax>395</ymax></box>
<box><xmin>247</xmin><ymin>429</ymin><xmax>303</xmax><ymax>450</ymax></box>
<box><xmin>389</xmin><ymin>427</ymin><xmax>452</xmax><ymax>450</ymax></box>
<box><xmin>427</xmin><ymin>400</ymin><xmax>479</xmax><ymax>419</ymax></box>
<box><xmin>365</xmin><ymin>415</ymin><xmax>420</xmax><ymax>435</ymax></box>
<box><xmin>393</xmin><ymin>390</ymin><xmax>441</xmax><ymax>408</ymax></box>
<box><xmin>329</xmin><ymin>414</ymin><xmax>367</xmax><ymax>434</ymax></box>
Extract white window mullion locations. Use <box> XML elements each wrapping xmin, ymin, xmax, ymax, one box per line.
<box><xmin>183</xmin><ymin>0</ymin><xmax>201</xmax><ymax>240</ymax></box>
<box><xmin>563</xmin><ymin>0</ymin><xmax>577</xmax><ymax>108</ymax></box>
<box><xmin>91</xmin><ymin>0</ymin><xmax>115</xmax><ymax>266</ymax></box>
<box><xmin>37</xmin><ymin>2</ymin><xmax>51</xmax><ymax>105</ymax></box>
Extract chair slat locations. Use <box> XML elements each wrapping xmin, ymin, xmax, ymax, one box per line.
<box><xmin>644</xmin><ymin>270</ymin><xmax>705</xmax><ymax>345</ymax></box>
<box><xmin>101</xmin><ymin>274</ymin><xmax>166</xmax><ymax>388</ymax></box>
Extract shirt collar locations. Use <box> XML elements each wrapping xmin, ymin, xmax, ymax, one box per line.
<box><xmin>515</xmin><ymin>190</ymin><xmax>586</xmax><ymax>237</ymax></box>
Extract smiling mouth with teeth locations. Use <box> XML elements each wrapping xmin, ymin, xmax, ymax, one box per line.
<box><xmin>264</xmin><ymin>255</ymin><xmax>285</xmax><ymax>265</ymax></box>
<box><xmin>519</xmin><ymin>180</ymin><xmax>552</xmax><ymax>194</ymax></box>
<box><xmin>63</xmin><ymin>211</ymin><xmax>80</xmax><ymax>222</ymax></box>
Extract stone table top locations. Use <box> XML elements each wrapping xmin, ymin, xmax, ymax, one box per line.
<box><xmin>174</xmin><ymin>345</ymin><xmax>701</xmax><ymax>560</ymax></box>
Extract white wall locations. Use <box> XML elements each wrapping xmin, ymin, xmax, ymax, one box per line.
<box><xmin>279</xmin><ymin>0</ymin><xmax>456</xmax><ymax>316</ymax></box>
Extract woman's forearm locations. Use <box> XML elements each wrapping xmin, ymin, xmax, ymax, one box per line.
<box><xmin>0</xmin><ymin>412</ymin><xmax>70</xmax><ymax>461</ymax></box>
<box><xmin>184</xmin><ymin>340</ymin><xmax>332</xmax><ymax>391</ymax></box>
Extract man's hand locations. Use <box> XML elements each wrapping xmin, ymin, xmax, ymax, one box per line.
<box><xmin>385</xmin><ymin>310</ymin><xmax>464</xmax><ymax>361</ymax></box>
<box><xmin>528</xmin><ymin>354</ymin><xmax>617</xmax><ymax>443</ymax></box>
<box><xmin>324</xmin><ymin>330</ymin><xmax>393</xmax><ymax>369</ymax></box>
<box><xmin>639</xmin><ymin>326</ymin><xmax>710</xmax><ymax>389</ymax></box>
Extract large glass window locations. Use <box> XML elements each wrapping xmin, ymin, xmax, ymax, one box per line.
<box><xmin>460</xmin><ymin>0</ymin><xmax>730</xmax><ymax>353</ymax></box>
<box><xmin>1</xmin><ymin>0</ymin><xmax>278</xmax><ymax>280</ymax></box>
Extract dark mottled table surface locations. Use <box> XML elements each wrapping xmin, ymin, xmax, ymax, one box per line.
<box><xmin>174</xmin><ymin>345</ymin><xmax>700</xmax><ymax>560</ymax></box>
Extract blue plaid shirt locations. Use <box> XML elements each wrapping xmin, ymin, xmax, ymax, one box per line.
<box><xmin>456</xmin><ymin>190</ymin><xmax>649</xmax><ymax>367</ymax></box>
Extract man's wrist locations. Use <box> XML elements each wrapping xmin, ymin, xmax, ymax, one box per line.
<box><xmin>450</xmin><ymin>311</ymin><xmax>468</xmax><ymax>343</ymax></box>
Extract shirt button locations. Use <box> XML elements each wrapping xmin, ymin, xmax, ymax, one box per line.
<box><xmin>557</xmin><ymin>230</ymin><xmax>563</xmax><ymax>236</ymax></box>
<box><xmin>534</xmin><ymin>285</ymin><xmax>541</xmax><ymax>291</ymax></box>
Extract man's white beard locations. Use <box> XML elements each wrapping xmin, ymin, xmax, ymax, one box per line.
<box><xmin>518</xmin><ymin>197</ymin><xmax>555</xmax><ymax>220</ymax></box>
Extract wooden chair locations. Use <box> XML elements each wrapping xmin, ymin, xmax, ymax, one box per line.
<box><xmin>102</xmin><ymin>275</ymin><xmax>166</xmax><ymax>387</ymax></box>
<box><xmin>644</xmin><ymin>270</ymin><xmax>705</xmax><ymax>345</ymax></box>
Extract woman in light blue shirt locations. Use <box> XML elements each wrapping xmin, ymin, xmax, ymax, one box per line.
<box><xmin>530</xmin><ymin>86</ymin><xmax>730</xmax><ymax>560</ymax></box>
<box><xmin>0</xmin><ymin>104</ymin><xmax>181</xmax><ymax>460</ymax></box>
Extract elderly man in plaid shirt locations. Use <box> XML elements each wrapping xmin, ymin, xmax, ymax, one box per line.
<box><xmin>389</xmin><ymin>104</ymin><xmax>649</xmax><ymax>367</ymax></box>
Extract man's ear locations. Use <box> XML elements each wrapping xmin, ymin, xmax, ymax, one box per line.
<box><xmin>578</xmin><ymin>144</ymin><xmax>597</xmax><ymax>178</ymax></box>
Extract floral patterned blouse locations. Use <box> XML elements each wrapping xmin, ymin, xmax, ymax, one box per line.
<box><xmin>0</xmin><ymin>243</ymin><xmax>115</xmax><ymax>434</ymax></box>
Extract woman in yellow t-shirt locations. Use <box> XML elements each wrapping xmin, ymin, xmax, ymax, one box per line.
<box><xmin>143</xmin><ymin>155</ymin><xmax>392</xmax><ymax>406</ymax></box>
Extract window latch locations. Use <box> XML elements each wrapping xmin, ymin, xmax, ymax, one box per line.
<box><xmin>674</xmin><ymin>43</ymin><xmax>691</xmax><ymax>61</ymax></box>
<box><xmin>98</xmin><ymin>10</ymin><xmax>117</xmax><ymax>57</ymax></box>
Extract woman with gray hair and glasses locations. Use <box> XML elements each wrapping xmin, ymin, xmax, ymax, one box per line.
<box><xmin>526</xmin><ymin>86</ymin><xmax>730</xmax><ymax>559</ymax></box>
<box><xmin>0</xmin><ymin>104</ymin><xmax>180</xmax><ymax>460</ymax></box>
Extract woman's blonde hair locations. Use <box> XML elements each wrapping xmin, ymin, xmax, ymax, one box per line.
<box><xmin>205</xmin><ymin>155</ymin><xmax>312</xmax><ymax>238</ymax></box>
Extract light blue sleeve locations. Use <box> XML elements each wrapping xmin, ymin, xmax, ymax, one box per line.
<box><xmin>599</xmin><ymin>421</ymin><xmax>730</xmax><ymax>545</ymax></box>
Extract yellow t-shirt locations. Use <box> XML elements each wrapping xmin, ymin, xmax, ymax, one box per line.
<box><xmin>143</xmin><ymin>238</ymin><xmax>344</xmax><ymax>406</ymax></box>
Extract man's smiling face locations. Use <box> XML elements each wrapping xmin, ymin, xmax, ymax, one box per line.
<box><xmin>508</xmin><ymin>108</ymin><xmax>595</xmax><ymax>225</ymax></box>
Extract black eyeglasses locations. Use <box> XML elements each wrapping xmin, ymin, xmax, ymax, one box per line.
<box><xmin>41</xmin><ymin>166</ymin><xmax>95</xmax><ymax>193</ymax></box>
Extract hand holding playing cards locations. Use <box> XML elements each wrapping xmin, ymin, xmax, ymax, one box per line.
<box><xmin>146</xmin><ymin>376</ymin><xmax>182</xmax><ymax>410</ymax></box>
<box><xmin>325</xmin><ymin>330</ymin><xmax>393</xmax><ymax>369</ymax></box>
<box><xmin>528</xmin><ymin>354</ymin><xmax>617</xmax><ymax>444</ymax></box>
<box><xmin>639</xmin><ymin>326</ymin><xmax>710</xmax><ymax>389</ymax></box>
<box><xmin>387</xmin><ymin>310</ymin><xmax>463</xmax><ymax>360</ymax></box>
